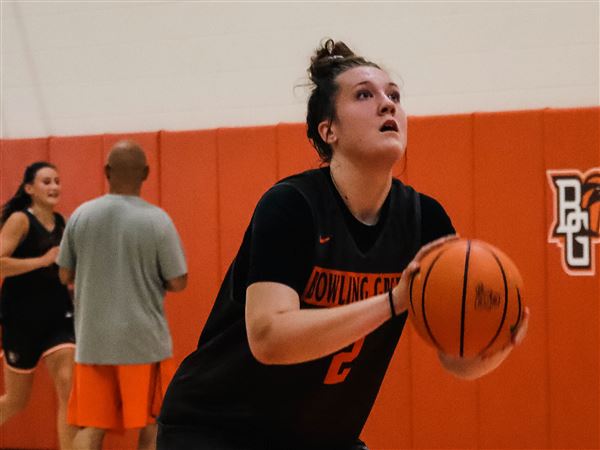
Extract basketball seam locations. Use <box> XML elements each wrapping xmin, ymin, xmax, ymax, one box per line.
<box><xmin>421</xmin><ymin>248</ymin><xmax>448</xmax><ymax>353</ymax></box>
<box><xmin>480</xmin><ymin>247</ymin><xmax>509</xmax><ymax>356</ymax></box>
<box><xmin>459</xmin><ymin>240</ymin><xmax>471</xmax><ymax>357</ymax></box>
<box><xmin>512</xmin><ymin>288</ymin><xmax>523</xmax><ymax>332</ymax></box>
<box><xmin>409</xmin><ymin>271</ymin><xmax>417</xmax><ymax>316</ymax></box>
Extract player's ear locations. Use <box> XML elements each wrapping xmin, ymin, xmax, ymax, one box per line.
<box><xmin>318</xmin><ymin>119</ymin><xmax>337</xmax><ymax>145</ymax></box>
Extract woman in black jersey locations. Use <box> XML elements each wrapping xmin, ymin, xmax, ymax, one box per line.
<box><xmin>0</xmin><ymin>162</ymin><xmax>76</xmax><ymax>449</ymax></box>
<box><xmin>158</xmin><ymin>40</ymin><xmax>528</xmax><ymax>450</ymax></box>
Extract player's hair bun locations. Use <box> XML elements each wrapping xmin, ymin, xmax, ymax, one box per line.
<box><xmin>305</xmin><ymin>39</ymin><xmax>380</xmax><ymax>163</ymax></box>
<box><xmin>308</xmin><ymin>39</ymin><xmax>357</xmax><ymax>83</ymax></box>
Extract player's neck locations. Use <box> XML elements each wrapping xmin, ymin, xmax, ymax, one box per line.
<box><xmin>28</xmin><ymin>203</ymin><xmax>54</xmax><ymax>225</ymax></box>
<box><xmin>329</xmin><ymin>160</ymin><xmax>391</xmax><ymax>226</ymax></box>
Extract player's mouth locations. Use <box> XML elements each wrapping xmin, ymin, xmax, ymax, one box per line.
<box><xmin>379</xmin><ymin>119</ymin><xmax>399</xmax><ymax>133</ymax></box>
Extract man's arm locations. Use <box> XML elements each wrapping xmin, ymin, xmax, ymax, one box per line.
<box><xmin>165</xmin><ymin>273</ymin><xmax>187</xmax><ymax>292</ymax></box>
<box><xmin>157</xmin><ymin>214</ymin><xmax>188</xmax><ymax>293</ymax></box>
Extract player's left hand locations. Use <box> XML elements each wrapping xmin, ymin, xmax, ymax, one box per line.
<box><xmin>439</xmin><ymin>307</ymin><xmax>530</xmax><ymax>380</ymax></box>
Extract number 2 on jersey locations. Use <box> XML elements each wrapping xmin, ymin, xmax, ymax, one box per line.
<box><xmin>323</xmin><ymin>337</ymin><xmax>365</xmax><ymax>384</ymax></box>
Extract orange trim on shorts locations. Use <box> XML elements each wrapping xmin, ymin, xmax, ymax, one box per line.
<box><xmin>41</xmin><ymin>343</ymin><xmax>76</xmax><ymax>359</ymax></box>
<box><xmin>67</xmin><ymin>359</ymin><xmax>176</xmax><ymax>430</ymax></box>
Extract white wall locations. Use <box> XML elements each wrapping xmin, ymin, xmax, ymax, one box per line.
<box><xmin>1</xmin><ymin>1</ymin><xmax>598</xmax><ymax>139</ymax></box>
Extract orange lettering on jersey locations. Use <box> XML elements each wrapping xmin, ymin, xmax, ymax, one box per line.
<box><xmin>324</xmin><ymin>338</ymin><xmax>364</xmax><ymax>384</ymax></box>
<box><xmin>301</xmin><ymin>266</ymin><xmax>403</xmax><ymax>385</ymax></box>
<box><xmin>302</xmin><ymin>266</ymin><xmax>402</xmax><ymax>308</ymax></box>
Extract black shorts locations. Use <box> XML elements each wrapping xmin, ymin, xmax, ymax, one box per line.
<box><xmin>157</xmin><ymin>422</ymin><xmax>369</xmax><ymax>450</ymax></box>
<box><xmin>1</xmin><ymin>313</ymin><xmax>75</xmax><ymax>371</ymax></box>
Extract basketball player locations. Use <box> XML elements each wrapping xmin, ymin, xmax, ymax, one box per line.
<box><xmin>0</xmin><ymin>162</ymin><xmax>76</xmax><ymax>449</ymax></box>
<box><xmin>57</xmin><ymin>141</ymin><xmax>188</xmax><ymax>450</ymax></box>
<box><xmin>158</xmin><ymin>39</ymin><xmax>529</xmax><ymax>450</ymax></box>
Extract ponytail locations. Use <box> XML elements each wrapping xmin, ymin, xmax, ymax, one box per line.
<box><xmin>1</xmin><ymin>162</ymin><xmax>56</xmax><ymax>225</ymax></box>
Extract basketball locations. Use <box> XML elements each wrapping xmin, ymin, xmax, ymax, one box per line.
<box><xmin>408</xmin><ymin>238</ymin><xmax>524</xmax><ymax>358</ymax></box>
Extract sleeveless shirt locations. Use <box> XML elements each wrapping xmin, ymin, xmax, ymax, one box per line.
<box><xmin>1</xmin><ymin>210</ymin><xmax>72</xmax><ymax>323</ymax></box>
<box><xmin>160</xmin><ymin>168</ymin><xmax>454</xmax><ymax>448</ymax></box>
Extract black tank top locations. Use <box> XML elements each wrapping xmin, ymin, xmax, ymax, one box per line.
<box><xmin>264</xmin><ymin>169</ymin><xmax>422</xmax><ymax>445</ymax></box>
<box><xmin>161</xmin><ymin>169</ymin><xmax>432</xmax><ymax>449</ymax></box>
<box><xmin>0</xmin><ymin>210</ymin><xmax>72</xmax><ymax>323</ymax></box>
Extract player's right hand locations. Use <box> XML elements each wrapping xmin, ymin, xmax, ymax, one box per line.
<box><xmin>392</xmin><ymin>234</ymin><xmax>459</xmax><ymax>315</ymax></box>
<box><xmin>40</xmin><ymin>246</ymin><xmax>60</xmax><ymax>267</ymax></box>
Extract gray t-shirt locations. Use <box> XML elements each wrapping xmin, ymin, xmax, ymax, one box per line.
<box><xmin>58</xmin><ymin>194</ymin><xmax>187</xmax><ymax>364</ymax></box>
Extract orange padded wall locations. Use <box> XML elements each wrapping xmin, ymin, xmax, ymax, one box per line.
<box><xmin>159</xmin><ymin>129</ymin><xmax>222</xmax><ymax>361</ymax></box>
<box><xmin>543</xmin><ymin>109</ymin><xmax>599</xmax><ymax>448</ymax></box>
<box><xmin>0</xmin><ymin>107</ymin><xmax>598</xmax><ymax>449</ymax></box>
<box><xmin>472</xmin><ymin>111</ymin><xmax>549</xmax><ymax>448</ymax></box>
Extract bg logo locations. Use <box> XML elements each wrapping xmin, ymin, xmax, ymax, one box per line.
<box><xmin>547</xmin><ymin>168</ymin><xmax>600</xmax><ymax>276</ymax></box>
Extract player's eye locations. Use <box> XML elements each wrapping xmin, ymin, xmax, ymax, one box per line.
<box><xmin>356</xmin><ymin>90</ymin><xmax>372</xmax><ymax>100</ymax></box>
<box><xmin>388</xmin><ymin>91</ymin><xmax>401</xmax><ymax>103</ymax></box>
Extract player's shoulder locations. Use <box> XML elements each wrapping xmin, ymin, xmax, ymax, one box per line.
<box><xmin>0</xmin><ymin>211</ymin><xmax>30</xmax><ymax>253</ymax></box>
<box><xmin>274</xmin><ymin>168</ymin><xmax>326</xmax><ymax>195</ymax></box>
<box><xmin>259</xmin><ymin>181</ymin><xmax>308</xmax><ymax>208</ymax></box>
<box><xmin>418</xmin><ymin>193</ymin><xmax>456</xmax><ymax>240</ymax></box>
<box><xmin>390</xmin><ymin>179</ymin><xmax>445</xmax><ymax>213</ymax></box>
<box><xmin>53</xmin><ymin>211</ymin><xmax>66</xmax><ymax>224</ymax></box>
<box><xmin>419</xmin><ymin>193</ymin><xmax>448</xmax><ymax>216</ymax></box>
<box><xmin>258</xmin><ymin>168</ymin><xmax>326</xmax><ymax>211</ymax></box>
<box><xmin>253</xmin><ymin>174</ymin><xmax>317</xmax><ymax>234</ymax></box>
<box><xmin>2</xmin><ymin>210</ymin><xmax>29</xmax><ymax>232</ymax></box>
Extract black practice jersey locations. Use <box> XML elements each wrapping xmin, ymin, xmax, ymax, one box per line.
<box><xmin>159</xmin><ymin>168</ymin><xmax>455</xmax><ymax>449</ymax></box>
<box><xmin>0</xmin><ymin>210</ymin><xmax>73</xmax><ymax>324</ymax></box>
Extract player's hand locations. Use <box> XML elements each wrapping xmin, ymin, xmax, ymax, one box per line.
<box><xmin>510</xmin><ymin>305</ymin><xmax>530</xmax><ymax>346</ymax></box>
<box><xmin>391</xmin><ymin>234</ymin><xmax>459</xmax><ymax>315</ymax></box>
<box><xmin>40</xmin><ymin>246</ymin><xmax>60</xmax><ymax>267</ymax></box>
<box><xmin>439</xmin><ymin>307</ymin><xmax>530</xmax><ymax>379</ymax></box>
<box><xmin>479</xmin><ymin>306</ymin><xmax>530</xmax><ymax>359</ymax></box>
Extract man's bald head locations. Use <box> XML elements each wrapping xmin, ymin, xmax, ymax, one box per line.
<box><xmin>105</xmin><ymin>140</ymin><xmax>149</xmax><ymax>194</ymax></box>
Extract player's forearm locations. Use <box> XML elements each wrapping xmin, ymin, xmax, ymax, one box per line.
<box><xmin>0</xmin><ymin>256</ymin><xmax>46</xmax><ymax>278</ymax></box>
<box><xmin>248</xmin><ymin>291</ymin><xmax>393</xmax><ymax>365</ymax></box>
<box><xmin>58</xmin><ymin>267</ymin><xmax>75</xmax><ymax>285</ymax></box>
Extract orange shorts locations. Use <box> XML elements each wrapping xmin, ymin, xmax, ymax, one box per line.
<box><xmin>67</xmin><ymin>359</ymin><xmax>175</xmax><ymax>430</ymax></box>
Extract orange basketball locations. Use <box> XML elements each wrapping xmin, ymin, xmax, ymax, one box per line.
<box><xmin>408</xmin><ymin>238</ymin><xmax>524</xmax><ymax>358</ymax></box>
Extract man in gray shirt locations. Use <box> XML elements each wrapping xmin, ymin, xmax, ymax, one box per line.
<box><xmin>58</xmin><ymin>140</ymin><xmax>187</xmax><ymax>450</ymax></box>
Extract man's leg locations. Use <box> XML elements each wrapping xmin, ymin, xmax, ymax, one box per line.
<box><xmin>138</xmin><ymin>423</ymin><xmax>157</xmax><ymax>450</ymax></box>
<box><xmin>72</xmin><ymin>427</ymin><xmax>106</xmax><ymax>450</ymax></box>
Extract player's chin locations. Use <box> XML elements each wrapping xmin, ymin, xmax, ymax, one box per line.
<box><xmin>374</xmin><ymin>144</ymin><xmax>405</xmax><ymax>165</ymax></box>
<box><xmin>45</xmin><ymin>197</ymin><xmax>60</xmax><ymax>206</ymax></box>
<box><xmin>381</xmin><ymin>134</ymin><xmax>405</xmax><ymax>151</ymax></box>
